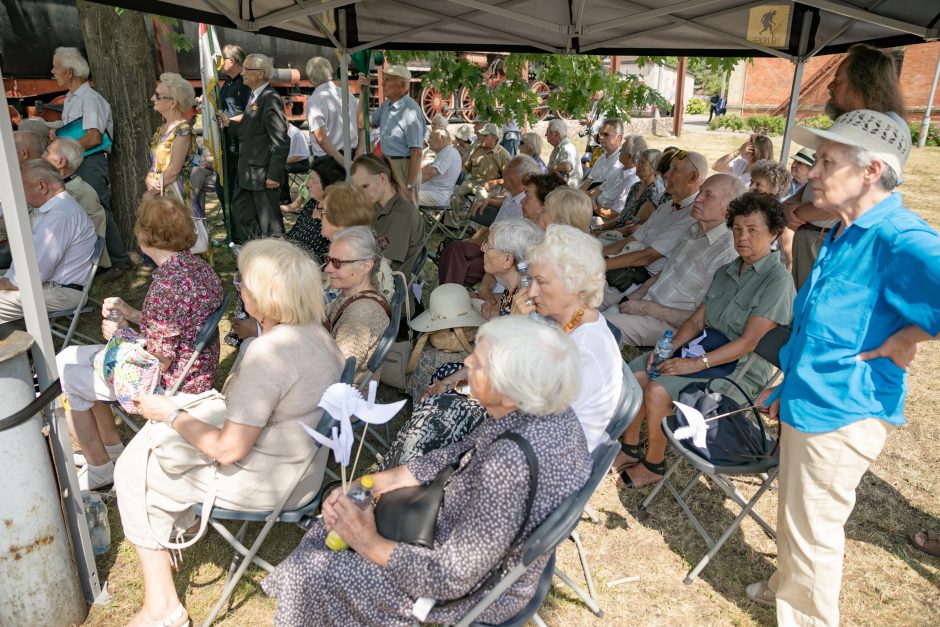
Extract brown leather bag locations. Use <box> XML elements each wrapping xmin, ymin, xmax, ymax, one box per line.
<box><xmin>405</xmin><ymin>327</ymin><xmax>476</xmax><ymax>374</ymax></box>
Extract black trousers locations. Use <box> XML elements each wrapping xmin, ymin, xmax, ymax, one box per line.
<box><xmin>231</xmin><ymin>186</ymin><xmax>284</xmax><ymax>244</ymax></box>
<box><xmin>77</xmin><ymin>152</ymin><xmax>129</xmax><ymax>266</ymax></box>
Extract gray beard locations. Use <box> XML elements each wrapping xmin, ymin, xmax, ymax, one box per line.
<box><xmin>825</xmin><ymin>100</ymin><xmax>845</xmax><ymax>119</ymax></box>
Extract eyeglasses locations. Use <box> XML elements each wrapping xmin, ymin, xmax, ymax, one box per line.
<box><xmin>152</xmin><ymin>92</ymin><xmax>174</xmax><ymax>101</ymax></box>
<box><xmin>673</xmin><ymin>149</ymin><xmax>689</xmax><ymax>161</ymax></box>
<box><xmin>480</xmin><ymin>241</ymin><xmax>505</xmax><ymax>254</ymax></box>
<box><xmin>323</xmin><ymin>256</ymin><xmax>369</xmax><ymax>269</ymax></box>
<box><xmin>242</xmin><ymin>67</ymin><xmax>263</xmax><ymax>73</ymax></box>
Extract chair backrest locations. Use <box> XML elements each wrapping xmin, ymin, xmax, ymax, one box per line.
<box><xmin>340</xmin><ymin>356</ymin><xmax>356</xmax><ymax>385</ymax></box>
<box><xmin>168</xmin><ymin>291</ymin><xmax>232</xmax><ymax>395</ymax></box>
<box><xmin>753</xmin><ymin>325</ymin><xmax>790</xmax><ymax>369</ymax></box>
<box><xmin>365</xmin><ymin>272</ymin><xmax>406</xmax><ymax>374</ymax></box>
<box><xmin>55</xmin><ymin>236</ymin><xmax>107</xmax><ymax>349</ymax></box>
<box><xmin>411</xmin><ymin>244</ymin><xmax>428</xmax><ymax>279</ymax></box>
<box><xmin>605</xmin><ymin>360</ymin><xmax>643</xmax><ymax>441</ymax></box>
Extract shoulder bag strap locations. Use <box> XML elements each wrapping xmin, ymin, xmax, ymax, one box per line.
<box><xmin>327</xmin><ymin>290</ymin><xmax>392</xmax><ymax>332</ymax></box>
<box><xmin>405</xmin><ymin>333</ymin><xmax>431</xmax><ymax>375</ymax></box>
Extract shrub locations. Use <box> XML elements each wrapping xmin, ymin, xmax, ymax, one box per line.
<box><xmin>908</xmin><ymin>122</ymin><xmax>940</xmax><ymax>147</ymax></box>
<box><xmin>686</xmin><ymin>97</ymin><xmax>709</xmax><ymax>115</ymax></box>
<box><xmin>746</xmin><ymin>115</ymin><xmax>786</xmax><ymax>135</ymax></box>
<box><xmin>801</xmin><ymin>114</ymin><xmax>833</xmax><ymax>129</ymax></box>
<box><xmin>708</xmin><ymin>114</ymin><xmax>747</xmax><ymax>132</ymax></box>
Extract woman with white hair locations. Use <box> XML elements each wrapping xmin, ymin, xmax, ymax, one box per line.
<box><xmin>539</xmin><ymin>186</ymin><xmax>593</xmax><ymax>232</ymax></box>
<box><xmin>115</xmin><ymin>239</ymin><xmax>344</xmax><ymax>627</ymax></box>
<box><xmin>145</xmin><ymin>72</ymin><xmax>206</xmax><ymax>250</ymax></box>
<box><xmin>265</xmin><ymin>316</ymin><xmax>593</xmax><ymax>627</ymax></box>
<box><xmin>323</xmin><ymin>227</ymin><xmax>391</xmax><ymax>385</ymax></box>
<box><xmin>519</xmin><ymin>131</ymin><xmax>547</xmax><ymax>172</ymax></box>
<box><xmin>479</xmin><ymin>218</ymin><xmax>544</xmax><ymax>318</ymax></box>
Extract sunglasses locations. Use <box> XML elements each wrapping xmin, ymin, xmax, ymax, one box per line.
<box><xmin>152</xmin><ymin>92</ymin><xmax>174</xmax><ymax>101</ymax></box>
<box><xmin>323</xmin><ymin>256</ymin><xmax>369</xmax><ymax>269</ymax></box>
<box><xmin>673</xmin><ymin>149</ymin><xmax>689</xmax><ymax>160</ymax></box>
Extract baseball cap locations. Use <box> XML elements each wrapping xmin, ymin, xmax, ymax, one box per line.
<box><xmin>792</xmin><ymin>109</ymin><xmax>910</xmax><ymax>181</ymax></box>
<box><xmin>383</xmin><ymin>65</ymin><xmax>411</xmax><ymax>82</ymax></box>
<box><xmin>478</xmin><ymin>123</ymin><xmax>500</xmax><ymax>137</ymax></box>
<box><xmin>791</xmin><ymin>147</ymin><xmax>815</xmax><ymax>167</ymax></box>
<box><xmin>454</xmin><ymin>124</ymin><xmax>473</xmax><ymax>142</ymax></box>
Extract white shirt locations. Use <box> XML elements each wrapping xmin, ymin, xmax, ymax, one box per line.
<box><xmin>421</xmin><ymin>144</ymin><xmax>462</xmax><ymax>206</ymax></box>
<box><xmin>307</xmin><ymin>81</ymin><xmax>359</xmax><ymax>156</ymax></box>
<box><xmin>645</xmin><ymin>221</ymin><xmax>737</xmax><ymax>310</ymax></box>
<box><xmin>492</xmin><ymin>190</ymin><xmax>527</xmax><ymax>224</ymax></box>
<box><xmin>728</xmin><ymin>156</ymin><xmax>752</xmax><ymax>187</ymax></box>
<box><xmin>597</xmin><ymin>166</ymin><xmax>638</xmax><ymax>213</ymax></box>
<box><xmin>587</xmin><ymin>148</ymin><xmax>623</xmax><ymax>185</ymax></box>
<box><xmin>632</xmin><ymin>193</ymin><xmax>698</xmax><ymax>274</ymax></box>
<box><xmin>62</xmin><ymin>81</ymin><xmax>113</xmax><ymax>140</ymax></box>
<box><xmin>548</xmin><ymin>137</ymin><xmax>583</xmax><ymax>187</ymax></box>
<box><xmin>5</xmin><ymin>191</ymin><xmax>96</xmax><ymax>287</ymax></box>
<box><xmin>246</xmin><ymin>82</ymin><xmax>270</xmax><ymax>108</ymax></box>
<box><xmin>286</xmin><ymin>123</ymin><xmax>311</xmax><ymax>160</ymax></box>
<box><xmin>569</xmin><ymin>315</ymin><xmax>623</xmax><ymax>452</ymax></box>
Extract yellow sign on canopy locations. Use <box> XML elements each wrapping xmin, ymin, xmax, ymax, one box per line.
<box><xmin>747</xmin><ymin>5</ymin><xmax>791</xmax><ymax>48</ymax></box>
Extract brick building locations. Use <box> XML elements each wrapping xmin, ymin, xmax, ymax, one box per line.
<box><xmin>726</xmin><ymin>41</ymin><xmax>940</xmax><ymax>122</ymax></box>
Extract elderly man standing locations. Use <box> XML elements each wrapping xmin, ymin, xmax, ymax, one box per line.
<box><xmin>592</xmin><ymin>134</ymin><xmax>646</xmax><ymax>220</ymax></box>
<box><xmin>44</xmin><ymin>138</ymin><xmax>110</xmax><ymax>269</ymax></box>
<box><xmin>367</xmin><ymin>65</ymin><xmax>425</xmax><ymax>204</ymax></box>
<box><xmin>602</xmin><ymin>150</ymin><xmax>708</xmax><ymax>297</ymax></box>
<box><xmin>579</xmin><ymin>118</ymin><xmax>624</xmax><ymax>193</ymax></box>
<box><xmin>605</xmin><ymin>173</ymin><xmax>742</xmax><ymax>346</ymax></box>
<box><xmin>0</xmin><ymin>160</ymin><xmax>96</xmax><ymax>325</ymax></box>
<box><xmin>51</xmin><ymin>46</ymin><xmax>130</xmax><ymax>276</ymax></box>
<box><xmin>0</xmin><ymin>132</ymin><xmax>44</xmax><ymax>268</ymax></box>
<box><xmin>746</xmin><ymin>110</ymin><xmax>940</xmax><ymax>625</ymax></box>
<box><xmin>306</xmin><ymin>56</ymin><xmax>358</xmax><ymax>167</ymax></box>
<box><xmin>221</xmin><ymin>53</ymin><xmax>289</xmax><ymax>244</ymax></box>
<box><xmin>546</xmin><ymin>119</ymin><xmax>583</xmax><ymax>186</ymax></box>
<box><xmin>419</xmin><ymin>129</ymin><xmax>462</xmax><ymax>209</ymax></box>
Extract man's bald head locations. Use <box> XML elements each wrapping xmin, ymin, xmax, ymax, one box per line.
<box><xmin>13</xmin><ymin>131</ymin><xmax>42</xmax><ymax>165</ymax></box>
<box><xmin>691</xmin><ymin>173</ymin><xmax>744</xmax><ymax>228</ymax></box>
<box><xmin>664</xmin><ymin>150</ymin><xmax>708</xmax><ymax>200</ymax></box>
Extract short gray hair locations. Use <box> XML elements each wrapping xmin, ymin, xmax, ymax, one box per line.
<box><xmin>305</xmin><ymin>56</ymin><xmax>333</xmax><ymax>85</ymax></box>
<box><xmin>521</xmin><ymin>131</ymin><xmax>542</xmax><ymax>156</ymax></box>
<box><xmin>331</xmin><ymin>226</ymin><xmax>382</xmax><ymax>288</ymax></box>
<box><xmin>510</xmin><ymin>154</ymin><xmax>541</xmax><ymax>179</ymax></box>
<box><xmin>547</xmin><ymin>119</ymin><xmax>568</xmax><ymax>135</ymax></box>
<box><xmin>846</xmin><ymin>144</ymin><xmax>899</xmax><ymax>191</ymax></box>
<box><xmin>620</xmin><ymin>134</ymin><xmax>647</xmax><ymax>161</ymax></box>
<box><xmin>527</xmin><ymin>224</ymin><xmax>605</xmax><ymax>308</ymax></box>
<box><xmin>476</xmin><ymin>316</ymin><xmax>581</xmax><ymax>416</ymax></box>
<box><xmin>246</xmin><ymin>54</ymin><xmax>274</xmax><ymax>81</ymax></box>
<box><xmin>159</xmin><ymin>72</ymin><xmax>195</xmax><ymax>111</ymax></box>
<box><xmin>13</xmin><ymin>131</ymin><xmax>42</xmax><ymax>161</ymax></box>
<box><xmin>489</xmin><ymin>218</ymin><xmax>544</xmax><ymax>265</ymax></box>
<box><xmin>602</xmin><ymin>118</ymin><xmax>624</xmax><ymax>137</ymax></box>
<box><xmin>638</xmin><ymin>148</ymin><xmax>662</xmax><ymax>171</ymax></box>
<box><xmin>50</xmin><ymin>138</ymin><xmax>85</xmax><ymax>173</ymax></box>
<box><xmin>431</xmin><ymin>114</ymin><xmax>449</xmax><ymax>130</ymax></box>
<box><xmin>54</xmin><ymin>47</ymin><xmax>90</xmax><ymax>79</ymax></box>
<box><xmin>430</xmin><ymin>128</ymin><xmax>451</xmax><ymax>143</ymax></box>
<box><xmin>542</xmin><ymin>187</ymin><xmax>592</xmax><ymax>232</ymax></box>
<box><xmin>685</xmin><ymin>151</ymin><xmax>709</xmax><ymax>181</ymax></box>
<box><xmin>22</xmin><ymin>158</ymin><xmax>64</xmax><ymax>190</ymax></box>
<box><xmin>17</xmin><ymin>118</ymin><xmax>50</xmax><ymax>150</ymax></box>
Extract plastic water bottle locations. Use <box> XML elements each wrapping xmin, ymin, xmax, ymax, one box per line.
<box><xmin>647</xmin><ymin>330</ymin><xmax>674</xmax><ymax>379</ymax></box>
<box><xmin>107</xmin><ymin>309</ymin><xmax>123</xmax><ymax>323</ymax></box>
<box><xmin>517</xmin><ymin>262</ymin><xmax>531</xmax><ymax>288</ymax></box>
<box><xmin>82</xmin><ymin>493</ymin><xmax>111</xmax><ymax>555</ymax></box>
<box><xmin>325</xmin><ymin>475</ymin><xmax>375</xmax><ymax>551</ymax></box>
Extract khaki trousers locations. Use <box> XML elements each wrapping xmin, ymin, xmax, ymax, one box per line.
<box><xmin>388</xmin><ymin>157</ymin><xmax>421</xmax><ymax>196</ymax></box>
<box><xmin>0</xmin><ymin>284</ymin><xmax>84</xmax><ymax>324</ymax></box>
<box><xmin>603</xmin><ymin>307</ymin><xmax>674</xmax><ymax>347</ymax></box>
<box><xmin>769</xmin><ymin>419</ymin><xmax>893</xmax><ymax>626</ymax></box>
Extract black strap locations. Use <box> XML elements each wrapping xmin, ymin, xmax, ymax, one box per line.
<box><xmin>435</xmin><ymin>431</ymin><xmax>539</xmax><ymax>610</ymax></box>
<box><xmin>0</xmin><ymin>379</ymin><xmax>62</xmax><ymax>433</ymax></box>
<box><xmin>707</xmin><ymin>376</ymin><xmax>774</xmax><ymax>458</ymax></box>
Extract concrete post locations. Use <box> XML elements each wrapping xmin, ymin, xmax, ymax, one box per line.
<box><xmin>0</xmin><ymin>331</ymin><xmax>87</xmax><ymax>626</ymax></box>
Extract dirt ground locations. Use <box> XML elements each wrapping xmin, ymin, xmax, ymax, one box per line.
<box><xmin>81</xmin><ymin>123</ymin><xmax>940</xmax><ymax>626</ymax></box>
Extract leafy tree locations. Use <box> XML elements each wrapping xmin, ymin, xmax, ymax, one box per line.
<box><xmin>638</xmin><ymin>56</ymin><xmax>747</xmax><ymax>96</ymax></box>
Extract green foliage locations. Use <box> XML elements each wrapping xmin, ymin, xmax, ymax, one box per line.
<box><xmin>746</xmin><ymin>114</ymin><xmax>785</xmax><ymax>135</ymax></box>
<box><xmin>385</xmin><ymin>51</ymin><xmax>667</xmax><ymax>126</ymax></box>
<box><xmin>686</xmin><ymin>97</ymin><xmax>709</xmax><ymax>115</ymax></box>
<box><xmin>800</xmin><ymin>114</ymin><xmax>833</xmax><ymax>129</ymax></box>
<box><xmin>909</xmin><ymin>122</ymin><xmax>940</xmax><ymax>147</ymax></box>
<box><xmin>708</xmin><ymin>114</ymin><xmax>747</xmax><ymax>131</ymax></box>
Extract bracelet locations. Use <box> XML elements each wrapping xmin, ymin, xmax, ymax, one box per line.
<box><xmin>702</xmin><ymin>355</ymin><xmax>710</xmax><ymax>368</ymax></box>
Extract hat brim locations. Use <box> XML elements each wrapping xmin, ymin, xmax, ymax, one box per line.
<box><xmin>792</xmin><ymin>155</ymin><xmax>814</xmax><ymax>166</ymax></box>
<box><xmin>409</xmin><ymin>307</ymin><xmax>488</xmax><ymax>333</ymax></box>
<box><xmin>792</xmin><ymin>124</ymin><xmax>904</xmax><ymax>184</ymax></box>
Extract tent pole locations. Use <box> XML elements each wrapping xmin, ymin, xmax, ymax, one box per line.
<box><xmin>917</xmin><ymin>47</ymin><xmax>940</xmax><ymax>149</ymax></box>
<box><xmin>339</xmin><ymin>9</ymin><xmax>353</xmax><ymax>176</ymax></box>
<box><xmin>780</xmin><ymin>11</ymin><xmax>815</xmax><ymax>162</ymax></box>
<box><xmin>0</xmin><ymin>70</ymin><xmax>100</xmax><ymax>610</ymax></box>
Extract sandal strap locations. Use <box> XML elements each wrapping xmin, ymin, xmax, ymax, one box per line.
<box><xmin>640</xmin><ymin>458</ymin><xmax>666</xmax><ymax>475</ymax></box>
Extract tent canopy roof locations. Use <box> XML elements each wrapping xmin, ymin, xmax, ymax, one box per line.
<box><xmin>99</xmin><ymin>0</ymin><xmax>938</xmax><ymax>59</ymax></box>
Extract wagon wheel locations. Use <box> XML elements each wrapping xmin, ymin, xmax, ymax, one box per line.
<box><xmin>420</xmin><ymin>85</ymin><xmax>454</xmax><ymax>123</ymax></box>
<box><xmin>457</xmin><ymin>86</ymin><xmax>477</xmax><ymax>123</ymax></box>
<box><xmin>530</xmin><ymin>80</ymin><xmax>551</xmax><ymax>121</ymax></box>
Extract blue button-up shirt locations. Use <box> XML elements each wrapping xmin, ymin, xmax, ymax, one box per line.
<box><xmin>371</xmin><ymin>95</ymin><xmax>425</xmax><ymax>157</ymax></box>
<box><xmin>774</xmin><ymin>193</ymin><xmax>940</xmax><ymax>433</ymax></box>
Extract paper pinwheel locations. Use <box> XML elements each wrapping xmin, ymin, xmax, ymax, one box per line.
<box><xmin>672</xmin><ymin>401</ymin><xmax>708</xmax><ymax>449</ymax></box>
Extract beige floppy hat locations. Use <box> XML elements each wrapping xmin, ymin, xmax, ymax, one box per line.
<box><xmin>410</xmin><ymin>283</ymin><xmax>488</xmax><ymax>333</ymax></box>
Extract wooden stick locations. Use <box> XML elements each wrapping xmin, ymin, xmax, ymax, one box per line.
<box><xmin>350</xmin><ymin>424</ymin><xmax>369</xmax><ymax>482</ymax></box>
<box><xmin>703</xmin><ymin>405</ymin><xmax>761</xmax><ymax>423</ymax></box>
<box><xmin>340</xmin><ymin>462</ymin><xmax>347</xmax><ymax>495</ymax></box>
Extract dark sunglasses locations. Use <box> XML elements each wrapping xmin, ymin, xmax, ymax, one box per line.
<box><xmin>323</xmin><ymin>256</ymin><xmax>369</xmax><ymax>269</ymax></box>
<box><xmin>152</xmin><ymin>92</ymin><xmax>174</xmax><ymax>101</ymax></box>
<box><xmin>673</xmin><ymin>149</ymin><xmax>689</xmax><ymax>160</ymax></box>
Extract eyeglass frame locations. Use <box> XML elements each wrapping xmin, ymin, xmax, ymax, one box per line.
<box><xmin>323</xmin><ymin>255</ymin><xmax>370</xmax><ymax>269</ymax></box>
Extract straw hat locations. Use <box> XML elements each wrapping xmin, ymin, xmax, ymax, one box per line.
<box><xmin>791</xmin><ymin>147</ymin><xmax>815</xmax><ymax>167</ymax></box>
<box><xmin>410</xmin><ymin>284</ymin><xmax>488</xmax><ymax>333</ymax></box>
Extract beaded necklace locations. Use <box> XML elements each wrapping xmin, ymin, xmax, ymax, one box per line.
<box><xmin>562</xmin><ymin>307</ymin><xmax>586</xmax><ymax>333</ymax></box>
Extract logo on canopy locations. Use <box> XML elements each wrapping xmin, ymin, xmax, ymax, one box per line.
<box><xmin>747</xmin><ymin>5</ymin><xmax>791</xmax><ymax>48</ymax></box>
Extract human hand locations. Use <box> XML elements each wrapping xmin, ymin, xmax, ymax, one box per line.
<box><xmin>857</xmin><ymin>332</ymin><xmax>918</xmax><ymax>370</ymax></box>
<box><xmin>469</xmin><ymin>197</ymin><xmax>488</xmax><ymax>217</ymax></box>
<box><xmin>756</xmin><ymin>386</ymin><xmax>779</xmax><ymax>421</ymax></box>
<box><xmin>619</xmin><ymin>299</ymin><xmax>643</xmax><ymax>315</ymax></box>
<box><xmin>265</xmin><ymin>178</ymin><xmax>280</xmax><ymax>189</ymax></box>
<box><xmin>328</xmin><ymin>494</ymin><xmax>379</xmax><ymax>554</ymax></box>
<box><xmin>658</xmin><ymin>357</ymin><xmax>703</xmax><ymax>377</ymax></box>
<box><xmin>148</xmin><ymin>348</ymin><xmax>173</xmax><ymax>372</ymax></box>
<box><xmin>511</xmin><ymin>287</ymin><xmax>537</xmax><ymax>316</ymax></box>
<box><xmin>134</xmin><ymin>394</ymin><xmax>179</xmax><ymax>423</ymax></box>
<box><xmin>100</xmin><ymin>318</ymin><xmax>126</xmax><ymax>341</ymax></box>
<box><xmin>102</xmin><ymin>296</ymin><xmax>133</xmax><ymax>321</ymax></box>
<box><xmin>234</xmin><ymin>317</ymin><xmax>258</xmax><ymax>340</ymax></box>
<box><xmin>357</xmin><ymin>76</ymin><xmax>371</xmax><ymax>89</ymax></box>
<box><xmin>217</xmin><ymin>113</ymin><xmax>230</xmax><ymax>127</ymax></box>
<box><xmin>480</xmin><ymin>299</ymin><xmax>499</xmax><ymax>319</ymax></box>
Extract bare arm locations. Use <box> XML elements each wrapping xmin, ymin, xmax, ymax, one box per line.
<box><xmin>660</xmin><ymin>315</ymin><xmax>779</xmax><ymax>377</ymax></box>
<box><xmin>634</xmin><ymin>199</ymin><xmax>658</xmax><ymax>224</ymax></box>
<box><xmin>0</xmin><ymin>277</ymin><xmax>17</xmax><ymax>291</ymax></box>
<box><xmin>313</xmin><ymin>126</ymin><xmax>344</xmax><ymax>164</ymax></box>
<box><xmin>77</xmin><ymin>128</ymin><xmax>103</xmax><ymax>151</ymax></box>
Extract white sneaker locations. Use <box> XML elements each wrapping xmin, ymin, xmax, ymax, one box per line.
<box><xmin>746</xmin><ymin>580</ymin><xmax>776</xmax><ymax>607</ymax></box>
<box><xmin>73</xmin><ymin>452</ymin><xmax>87</xmax><ymax>467</ymax></box>
<box><xmin>78</xmin><ymin>462</ymin><xmax>114</xmax><ymax>492</ymax></box>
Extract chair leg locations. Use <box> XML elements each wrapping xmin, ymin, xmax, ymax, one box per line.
<box><xmin>666</xmin><ymin>471</ymin><xmax>715</xmax><ymax>548</ymax></box>
<box><xmin>637</xmin><ymin>458</ymin><xmax>682</xmax><ymax>514</ymax></box>
<box><xmin>553</xmin><ymin>567</ymin><xmax>604</xmax><ymax>617</ymax></box>
<box><xmin>583</xmin><ymin>504</ymin><xmax>601</xmax><ymax>525</ymax></box>
<box><xmin>711</xmin><ymin>471</ymin><xmax>778</xmax><ymax>539</ymax></box>
<box><xmin>113</xmin><ymin>405</ymin><xmax>141</xmax><ymax>434</ymax></box>
<box><xmin>569</xmin><ymin>530</ymin><xmax>599</xmax><ymax>606</ymax></box>
<box><xmin>533</xmin><ymin>613</ymin><xmax>548</xmax><ymax>627</ymax></box>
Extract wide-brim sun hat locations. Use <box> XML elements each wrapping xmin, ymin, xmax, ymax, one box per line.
<box><xmin>792</xmin><ymin>109</ymin><xmax>910</xmax><ymax>182</ymax></box>
<box><xmin>410</xmin><ymin>283</ymin><xmax>488</xmax><ymax>333</ymax></box>
<box><xmin>791</xmin><ymin>147</ymin><xmax>815</xmax><ymax>167</ymax></box>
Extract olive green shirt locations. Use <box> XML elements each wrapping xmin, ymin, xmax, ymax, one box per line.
<box><xmin>465</xmin><ymin>143</ymin><xmax>511</xmax><ymax>183</ymax></box>
<box><xmin>373</xmin><ymin>193</ymin><xmax>424</xmax><ymax>279</ymax></box>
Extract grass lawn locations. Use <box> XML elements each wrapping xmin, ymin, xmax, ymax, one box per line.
<box><xmin>81</xmin><ymin>125</ymin><xmax>940</xmax><ymax>626</ymax></box>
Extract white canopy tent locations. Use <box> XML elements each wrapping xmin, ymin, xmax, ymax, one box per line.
<box><xmin>1</xmin><ymin>0</ymin><xmax>936</xmax><ymax>610</ymax></box>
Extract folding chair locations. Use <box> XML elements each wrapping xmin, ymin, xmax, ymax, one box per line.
<box><xmin>48</xmin><ymin>236</ymin><xmax>106</xmax><ymax>349</ymax></box>
<box><xmin>636</xmin><ymin>326</ymin><xmax>791</xmax><ymax>584</ymax></box>
<box><xmin>419</xmin><ymin>202</ymin><xmax>467</xmax><ymax>245</ymax></box>
<box><xmin>558</xmin><ymin>361</ymin><xmax>644</xmax><ymax>616</ymax></box>
<box><xmin>116</xmin><ymin>292</ymin><xmax>233</xmax><ymax>434</ymax></box>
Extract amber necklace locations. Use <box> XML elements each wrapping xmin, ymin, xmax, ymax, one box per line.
<box><xmin>563</xmin><ymin>307</ymin><xmax>586</xmax><ymax>333</ymax></box>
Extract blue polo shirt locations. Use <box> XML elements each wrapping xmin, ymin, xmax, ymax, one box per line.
<box><xmin>774</xmin><ymin>193</ymin><xmax>940</xmax><ymax>432</ymax></box>
<box><xmin>372</xmin><ymin>95</ymin><xmax>425</xmax><ymax>157</ymax></box>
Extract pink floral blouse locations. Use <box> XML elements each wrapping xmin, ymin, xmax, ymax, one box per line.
<box><xmin>140</xmin><ymin>251</ymin><xmax>224</xmax><ymax>393</ymax></box>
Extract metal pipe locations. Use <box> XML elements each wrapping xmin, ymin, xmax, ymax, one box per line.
<box><xmin>340</xmin><ymin>9</ymin><xmax>353</xmax><ymax>176</ymax></box>
<box><xmin>918</xmin><ymin>48</ymin><xmax>940</xmax><ymax>149</ymax></box>
<box><xmin>780</xmin><ymin>11</ymin><xmax>815</xmax><ymax>163</ymax></box>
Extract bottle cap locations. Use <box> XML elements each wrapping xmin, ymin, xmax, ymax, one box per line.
<box><xmin>360</xmin><ymin>475</ymin><xmax>375</xmax><ymax>489</ymax></box>
<box><xmin>664</xmin><ymin>330</ymin><xmax>673</xmax><ymax>338</ymax></box>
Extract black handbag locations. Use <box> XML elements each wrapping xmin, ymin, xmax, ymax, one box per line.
<box><xmin>674</xmin><ymin>327</ymin><xmax>738</xmax><ymax>378</ymax></box>
<box><xmin>672</xmin><ymin>377</ymin><xmax>775</xmax><ymax>465</ymax></box>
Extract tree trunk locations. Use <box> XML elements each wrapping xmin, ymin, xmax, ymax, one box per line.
<box><xmin>75</xmin><ymin>2</ymin><xmax>157</xmax><ymax>250</ymax></box>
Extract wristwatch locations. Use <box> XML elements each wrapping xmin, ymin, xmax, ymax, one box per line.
<box><xmin>166</xmin><ymin>408</ymin><xmax>185</xmax><ymax>429</ymax></box>
<box><xmin>406</xmin><ymin>183</ymin><xmax>416</xmax><ymax>190</ymax></box>
<box><xmin>701</xmin><ymin>355</ymin><xmax>710</xmax><ymax>368</ymax></box>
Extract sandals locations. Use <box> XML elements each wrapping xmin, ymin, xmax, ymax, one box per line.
<box><xmin>610</xmin><ymin>442</ymin><xmax>643</xmax><ymax>475</ymax></box>
<box><xmin>909</xmin><ymin>528</ymin><xmax>940</xmax><ymax>557</ymax></box>
<box><xmin>615</xmin><ymin>458</ymin><xmax>665</xmax><ymax>489</ymax></box>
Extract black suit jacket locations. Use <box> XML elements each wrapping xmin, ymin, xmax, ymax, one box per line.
<box><xmin>232</xmin><ymin>85</ymin><xmax>289</xmax><ymax>191</ymax></box>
